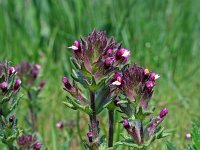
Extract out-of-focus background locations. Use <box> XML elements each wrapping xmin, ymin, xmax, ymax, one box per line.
<box><xmin>0</xmin><ymin>0</ymin><xmax>200</xmax><ymax>149</ymax></box>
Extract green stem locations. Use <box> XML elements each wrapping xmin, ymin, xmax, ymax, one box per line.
<box><xmin>108</xmin><ymin>109</ymin><xmax>114</xmax><ymax>147</ymax></box>
<box><xmin>76</xmin><ymin>111</ymin><xmax>83</xmax><ymax>147</ymax></box>
<box><xmin>89</xmin><ymin>91</ymin><xmax>99</xmax><ymax>150</ymax></box>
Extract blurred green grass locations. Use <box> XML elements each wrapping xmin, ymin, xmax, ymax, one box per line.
<box><xmin>0</xmin><ymin>0</ymin><xmax>200</xmax><ymax>149</ymax></box>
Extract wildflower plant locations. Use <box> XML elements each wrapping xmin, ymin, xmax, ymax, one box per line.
<box><xmin>0</xmin><ymin>61</ymin><xmax>22</xmax><ymax>149</ymax></box>
<box><xmin>62</xmin><ymin>30</ymin><xmax>170</xmax><ymax>149</ymax></box>
<box><xmin>15</xmin><ymin>62</ymin><xmax>46</xmax><ymax>133</ymax></box>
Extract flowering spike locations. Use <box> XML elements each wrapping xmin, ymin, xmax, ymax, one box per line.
<box><xmin>159</xmin><ymin>108</ymin><xmax>168</xmax><ymax>118</ymax></box>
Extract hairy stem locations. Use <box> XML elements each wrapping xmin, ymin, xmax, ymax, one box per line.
<box><xmin>89</xmin><ymin>91</ymin><xmax>99</xmax><ymax>149</ymax></box>
<box><xmin>108</xmin><ymin>109</ymin><xmax>114</xmax><ymax>147</ymax></box>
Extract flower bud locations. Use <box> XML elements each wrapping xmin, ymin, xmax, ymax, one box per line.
<box><xmin>87</xmin><ymin>131</ymin><xmax>93</xmax><ymax>142</ymax></box>
<box><xmin>123</xmin><ymin>119</ymin><xmax>130</xmax><ymax>129</ymax></box>
<box><xmin>62</xmin><ymin>76</ymin><xmax>73</xmax><ymax>90</ymax></box>
<box><xmin>33</xmin><ymin>141</ymin><xmax>42</xmax><ymax>150</ymax></box>
<box><xmin>38</xmin><ymin>80</ymin><xmax>46</xmax><ymax>90</ymax></box>
<box><xmin>104</xmin><ymin>57</ymin><xmax>115</xmax><ymax>68</ymax></box>
<box><xmin>145</xmin><ymin>81</ymin><xmax>155</xmax><ymax>89</ymax></box>
<box><xmin>32</xmin><ymin>64</ymin><xmax>40</xmax><ymax>79</ymax></box>
<box><xmin>9</xmin><ymin>115</ymin><xmax>15</xmax><ymax>122</ymax></box>
<box><xmin>9</xmin><ymin>66</ymin><xmax>16</xmax><ymax>76</ymax></box>
<box><xmin>104</xmin><ymin>49</ymin><xmax>113</xmax><ymax>56</ymax></box>
<box><xmin>0</xmin><ymin>82</ymin><xmax>8</xmax><ymax>92</ymax></box>
<box><xmin>56</xmin><ymin>121</ymin><xmax>64</xmax><ymax>129</ymax></box>
<box><xmin>159</xmin><ymin>108</ymin><xmax>168</xmax><ymax>118</ymax></box>
<box><xmin>13</xmin><ymin>79</ymin><xmax>21</xmax><ymax>92</ymax></box>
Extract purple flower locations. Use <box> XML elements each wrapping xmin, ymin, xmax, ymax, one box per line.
<box><xmin>33</xmin><ymin>141</ymin><xmax>42</xmax><ymax>150</ymax></box>
<box><xmin>13</xmin><ymin>79</ymin><xmax>21</xmax><ymax>92</ymax></box>
<box><xmin>123</xmin><ymin>119</ymin><xmax>130</xmax><ymax>129</ymax></box>
<box><xmin>38</xmin><ymin>80</ymin><xmax>46</xmax><ymax>90</ymax></box>
<box><xmin>115</xmin><ymin>48</ymin><xmax>130</xmax><ymax>63</ymax></box>
<box><xmin>56</xmin><ymin>121</ymin><xmax>64</xmax><ymax>129</ymax></box>
<box><xmin>87</xmin><ymin>131</ymin><xmax>93</xmax><ymax>142</ymax></box>
<box><xmin>111</xmin><ymin>72</ymin><xmax>123</xmax><ymax>86</ymax></box>
<box><xmin>145</xmin><ymin>81</ymin><xmax>155</xmax><ymax>89</ymax></box>
<box><xmin>9</xmin><ymin>66</ymin><xmax>16</xmax><ymax>76</ymax></box>
<box><xmin>68</xmin><ymin>40</ymin><xmax>81</xmax><ymax>51</ymax></box>
<box><xmin>185</xmin><ymin>133</ymin><xmax>191</xmax><ymax>139</ymax></box>
<box><xmin>0</xmin><ymin>81</ymin><xmax>8</xmax><ymax>92</ymax></box>
<box><xmin>62</xmin><ymin>76</ymin><xmax>73</xmax><ymax>90</ymax></box>
<box><xmin>32</xmin><ymin>64</ymin><xmax>40</xmax><ymax>79</ymax></box>
<box><xmin>159</xmin><ymin>108</ymin><xmax>168</xmax><ymax>118</ymax></box>
<box><xmin>144</xmin><ymin>68</ymin><xmax>149</xmax><ymax>75</ymax></box>
<box><xmin>149</xmin><ymin>73</ymin><xmax>160</xmax><ymax>81</ymax></box>
<box><xmin>9</xmin><ymin>115</ymin><xmax>15</xmax><ymax>122</ymax></box>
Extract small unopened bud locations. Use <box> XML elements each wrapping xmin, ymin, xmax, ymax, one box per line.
<box><xmin>33</xmin><ymin>141</ymin><xmax>42</xmax><ymax>150</ymax></box>
<box><xmin>123</xmin><ymin>119</ymin><xmax>130</xmax><ymax>129</ymax></box>
<box><xmin>9</xmin><ymin>115</ymin><xmax>15</xmax><ymax>122</ymax></box>
<box><xmin>145</xmin><ymin>81</ymin><xmax>155</xmax><ymax>89</ymax></box>
<box><xmin>104</xmin><ymin>57</ymin><xmax>115</xmax><ymax>68</ymax></box>
<box><xmin>87</xmin><ymin>131</ymin><xmax>93</xmax><ymax>142</ymax></box>
<box><xmin>56</xmin><ymin>121</ymin><xmax>64</xmax><ymax>129</ymax></box>
<box><xmin>38</xmin><ymin>80</ymin><xmax>46</xmax><ymax>90</ymax></box>
<box><xmin>13</xmin><ymin>79</ymin><xmax>21</xmax><ymax>92</ymax></box>
<box><xmin>159</xmin><ymin>108</ymin><xmax>168</xmax><ymax>118</ymax></box>
<box><xmin>185</xmin><ymin>133</ymin><xmax>191</xmax><ymax>139</ymax></box>
<box><xmin>0</xmin><ymin>82</ymin><xmax>8</xmax><ymax>92</ymax></box>
<box><xmin>104</xmin><ymin>49</ymin><xmax>113</xmax><ymax>56</ymax></box>
<box><xmin>9</xmin><ymin>66</ymin><xmax>16</xmax><ymax>76</ymax></box>
<box><xmin>62</xmin><ymin>76</ymin><xmax>73</xmax><ymax>90</ymax></box>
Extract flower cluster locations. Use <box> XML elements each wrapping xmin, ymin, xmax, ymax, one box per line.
<box><xmin>111</xmin><ymin>64</ymin><xmax>169</xmax><ymax>147</ymax></box>
<box><xmin>17</xmin><ymin>134</ymin><xmax>42</xmax><ymax>150</ymax></box>
<box><xmin>62</xmin><ymin>30</ymin><xmax>169</xmax><ymax>149</ymax></box>
<box><xmin>0</xmin><ymin>61</ymin><xmax>22</xmax><ymax>149</ymax></box>
<box><xmin>15</xmin><ymin>61</ymin><xmax>46</xmax><ymax>132</ymax></box>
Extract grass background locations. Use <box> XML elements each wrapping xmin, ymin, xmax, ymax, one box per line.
<box><xmin>0</xmin><ymin>0</ymin><xmax>200</xmax><ymax>149</ymax></box>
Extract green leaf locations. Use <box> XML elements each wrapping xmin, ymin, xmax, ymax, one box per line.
<box><xmin>165</xmin><ymin>141</ymin><xmax>177</xmax><ymax>150</ymax></box>
<box><xmin>191</xmin><ymin>122</ymin><xmax>200</xmax><ymax>150</ymax></box>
